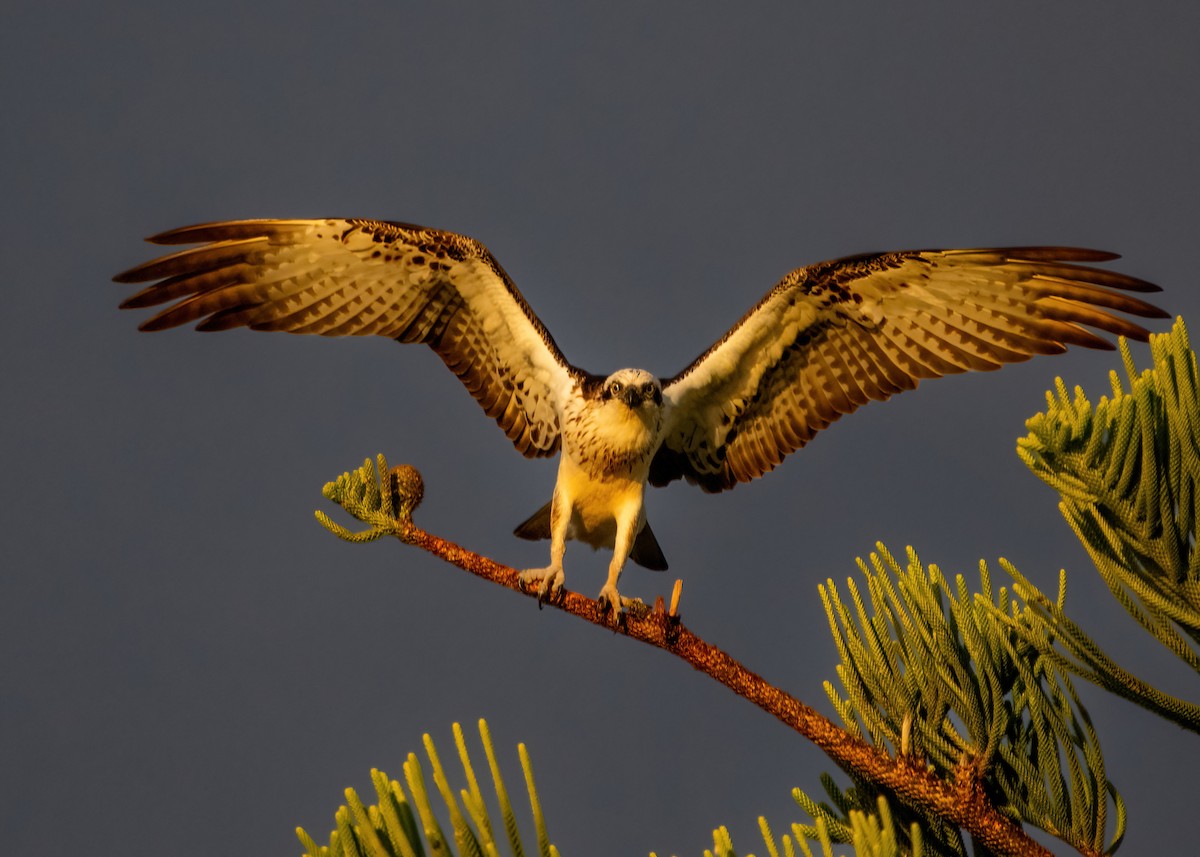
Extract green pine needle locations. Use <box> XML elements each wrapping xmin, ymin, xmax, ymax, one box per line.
<box><xmin>315</xmin><ymin>454</ymin><xmax>425</xmax><ymax>544</ymax></box>
<box><xmin>809</xmin><ymin>544</ymin><xmax>1120</xmax><ymax>855</ymax></box>
<box><xmin>297</xmin><ymin>321</ymin><xmax>1200</xmax><ymax>855</ymax></box>
<box><xmin>1014</xmin><ymin>317</ymin><xmax>1200</xmax><ymax>731</ymax></box>
<box><xmin>297</xmin><ymin>720</ymin><xmax>556</xmax><ymax>857</ymax></box>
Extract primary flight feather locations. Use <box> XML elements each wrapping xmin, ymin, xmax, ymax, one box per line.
<box><xmin>115</xmin><ymin>218</ymin><xmax>1167</xmax><ymax>613</ymax></box>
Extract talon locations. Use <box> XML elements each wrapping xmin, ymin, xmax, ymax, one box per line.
<box><xmin>520</xmin><ymin>567</ymin><xmax>564</xmax><ymax>606</ymax></box>
<box><xmin>597</xmin><ymin>584</ymin><xmax>623</xmax><ymax>620</ymax></box>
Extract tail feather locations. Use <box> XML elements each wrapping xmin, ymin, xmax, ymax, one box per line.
<box><xmin>631</xmin><ymin>522</ymin><xmax>668</xmax><ymax>571</ymax></box>
<box><xmin>513</xmin><ymin>501</ymin><xmax>552</xmax><ymax>541</ymax></box>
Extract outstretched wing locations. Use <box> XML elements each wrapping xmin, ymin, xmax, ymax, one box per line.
<box><xmin>651</xmin><ymin>247</ymin><xmax>1167</xmax><ymax>492</ymax></box>
<box><xmin>115</xmin><ymin>218</ymin><xmax>583</xmax><ymax>457</ymax></box>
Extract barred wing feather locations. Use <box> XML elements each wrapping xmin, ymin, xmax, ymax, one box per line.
<box><xmin>115</xmin><ymin>218</ymin><xmax>580</xmax><ymax>457</ymax></box>
<box><xmin>653</xmin><ymin>247</ymin><xmax>1167</xmax><ymax>492</ymax></box>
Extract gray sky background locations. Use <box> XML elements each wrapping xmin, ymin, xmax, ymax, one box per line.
<box><xmin>4</xmin><ymin>4</ymin><xmax>1200</xmax><ymax>855</ymax></box>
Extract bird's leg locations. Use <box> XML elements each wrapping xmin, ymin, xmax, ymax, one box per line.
<box><xmin>597</xmin><ymin>516</ymin><xmax>636</xmax><ymax>618</ymax></box>
<box><xmin>519</xmin><ymin>492</ymin><xmax>568</xmax><ymax>602</ymax></box>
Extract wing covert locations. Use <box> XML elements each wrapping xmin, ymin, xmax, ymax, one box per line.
<box><xmin>652</xmin><ymin>247</ymin><xmax>1167</xmax><ymax>492</ymax></box>
<box><xmin>115</xmin><ymin>218</ymin><xmax>581</xmax><ymax>457</ymax></box>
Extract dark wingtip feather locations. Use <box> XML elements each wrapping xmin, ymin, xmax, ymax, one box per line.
<box><xmin>146</xmin><ymin>221</ymin><xmax>258</xmax><ymax>245</ymax></box>
<box><xmin>1007</xmin><ymin>247</ymin><xmax>1122</xmax><ymax>263</ymax></box>
<box><xmin>136</xmin><ymin>315</ymin><xmax>179</xmax><ymax>333</ymax></box>
<box><xmin>146</xmin><ymin>219</ymin><xmax>313</xmax><ymax>245</ymax></box>
<box><xmin>195</xmin><ymin>310</ymin><xmax>249</xmax><ymax>332</ymax></box>
<box><xmin>113</xmin><ymin>266</ymin><xmax>146</xmax><ymax>284</ymax></box>
<box><xmin>118</xmin><ymin>282</ymin><xmax>172</xmax><ymax>308</ymax></box>
<box><xmin>147</xmin><ymin>225</ymin><xmax>206</xmax><ymax>245</ymax></box>
<box><xmin>1092</xmin><ymin>271</ymin><xmax>1162</xmax><ymax>294</ymax></box>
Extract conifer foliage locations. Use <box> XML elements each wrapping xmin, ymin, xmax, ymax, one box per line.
<box><xmin>308</xmin><ymin>319</ymin><xmax>1200</xmax><ymax>856</ymax></box>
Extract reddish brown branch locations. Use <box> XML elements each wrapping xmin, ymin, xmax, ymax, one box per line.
<box><xmin>386</xmin><ymin>514</ymin><xmax>1052</xmax><ymax>857</ymax></box>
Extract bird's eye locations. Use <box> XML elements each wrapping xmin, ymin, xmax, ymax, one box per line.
<box><xmin>610</xmin><ymin>382</ymin><xmax>622</xmax><ymax>395</ymax></box>
<box><xmin>642</xmin><ymin>383</ymin><xmax>655</xmax><ymax>397</ymax></box>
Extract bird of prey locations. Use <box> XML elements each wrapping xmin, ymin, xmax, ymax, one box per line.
<box><xmin>115</xmin><ymin>218</ymin><xmax>1166</xmax><ymax>614</ymax></box>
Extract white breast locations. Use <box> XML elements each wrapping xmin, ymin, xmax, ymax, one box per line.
<box><xmin>562</xmin><ymin>395</ymin><xmax>662</xmax><ymax>479</ymax></box>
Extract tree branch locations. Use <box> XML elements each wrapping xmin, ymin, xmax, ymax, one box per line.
<box><xmin>319</xmin><ymin>460</ymin><xmax>1053</xmax><ymax>857</ymax></box>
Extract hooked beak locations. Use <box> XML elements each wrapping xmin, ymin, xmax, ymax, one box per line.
<box><xmin>621</xmin><ymin>387</ymin><xmax>642</xmax><ymax>408</ymax></box>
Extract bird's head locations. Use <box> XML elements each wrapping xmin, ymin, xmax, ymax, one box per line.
<box><xmin>601</xmin><ymin>368</ymin><xmax>663</xmax><ymax>411</ymax></box>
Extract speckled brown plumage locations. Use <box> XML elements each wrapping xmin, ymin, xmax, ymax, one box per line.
<box><xmin>652</xmin><ymin>247</ymin><xmax>1165</xmax><ymax>491</ymax></box>
<box><xmin>115</xmin><ymin>220</ymin><xmax>1168</xmax><ymax>606</ymax></box>
<box><xmin>115</xmin><ymin>218</ymin><xmax>582</xmax><ymax>458</ymax></box>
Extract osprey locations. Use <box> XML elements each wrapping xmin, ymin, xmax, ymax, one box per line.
<box><xmin>115</xmin><ymin>219</ymin><xmax>1166</xmax><ymax>613</ymax></box>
